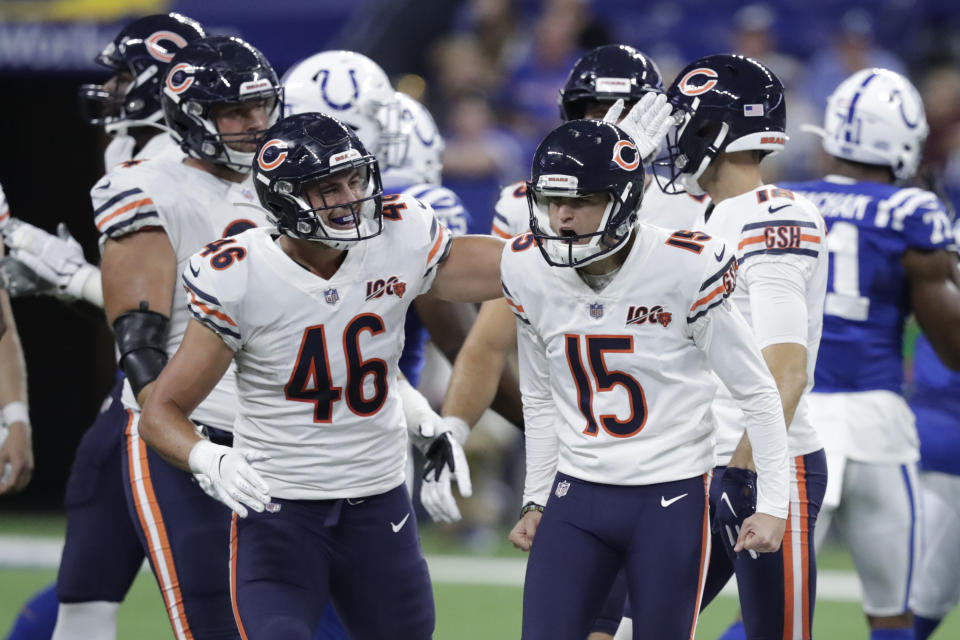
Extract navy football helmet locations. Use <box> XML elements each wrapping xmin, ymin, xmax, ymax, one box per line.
<box><xmin>559</xmin><ymin>44</ymin><xmax>664</xmax><ymax>121</ymax></box>
<box><xmin>253</xmin><ymin>113</ymin><xmax>384</xmax><ymax>249</ymax></box>
<box><xmin>78</xmin><ymin>13</ymin><xmax>205</xmax><ymax>134</ymax></box>
<box><xmin>527</xmin><ymin>120</ymin><xmax>645</xmax><ymax>268</ymax></box>
<box><xmin>656</xmin><ymin>54</ymin><xmax>786</xmax><ymax>195</ymax></box>
<box><xmin>162</xmin><ymin>36</ymin><xmax>282</xmax><ymax>173</ymax></box>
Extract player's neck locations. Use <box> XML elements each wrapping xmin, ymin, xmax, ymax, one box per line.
<box><xmin>698</xmin><ymin>151</ymin><xmax>764</xmax><ymax>205</ymax></box>
<box><xmin>278</xmin><ymin>235</ymin><xmax>347</xmax><ymax>280</ymax></box>
<box><xmin>578</xmin><ymin>232</ymin><xmax>634</xmax><ymax>276</ymax></box>
<box><xmin>183</xmin><ymin>157</ymin><xmax>249</xmax><ymax>184</ymax></box>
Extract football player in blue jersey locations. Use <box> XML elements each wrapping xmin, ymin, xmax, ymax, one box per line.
<box><xmin>781</xmin><ymin>68</ymin><xmax>960</xmax><ymax>640</ymax></box>
<box><xmin>909</xmin><ymin>235</ymin><xmax>960</xmax><ymax>639</ymax></box>
<box><xmin>0</xmin><ymin>14</ymin><xmax>205</xmax><ymax>640</ymax></box>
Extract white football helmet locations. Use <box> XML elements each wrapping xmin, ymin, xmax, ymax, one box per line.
<box><xmin>282</xmin><ymin>50</ymin><xmax>407</xmax><ymax>169</ymax></box>
<box><xmin>383</xmin><ymin>92</ymin><xmax>444</xmax><ymax>190</ymax></box>
<box><xmin>819</xmin><ymin>68</ymin><xmax>928</xmax><ymax>181</ymax></box>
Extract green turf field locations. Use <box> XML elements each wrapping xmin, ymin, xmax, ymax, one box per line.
<box><xmin>1</xmin><ymin>513</ymin><xmax>958</xmax><ymax>638</ymax></box>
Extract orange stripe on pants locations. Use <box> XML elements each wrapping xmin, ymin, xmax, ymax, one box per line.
<box><xmin>688</xmin><ymin>471</ymin><xmax>713</xmax><ymax>640</ymax></box>
<box><xmin>796</xmin><ymin>456</ymin><xmax>811</xmax><ymax>639</ymax></box>
<box><xmin>125</xmin><ymin>412</ymin><xmax>195</xmax><ymax>640</ymax></box>
<box><xmin>229</xmin><ymin>513</ymin><xmax>251</xmax><ymax>640</ymax></box>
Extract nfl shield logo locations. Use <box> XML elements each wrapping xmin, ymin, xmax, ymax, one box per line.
<box><xmin>555</xmin><ymin>480</ymin><xmax>571</xmax><ymax>498</ymax></box>
<box><xmin>324</xmin><ymin>288</ymin><xmax>339</xmax><ymax>305</ymax></box>
<box><xmin>589</xmin><ymin>303</ymin><xmax>604</xmax><ymax>319</ymax></box>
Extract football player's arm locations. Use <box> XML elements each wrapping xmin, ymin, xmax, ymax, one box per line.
<box><xmin>430</xmin><ymin>235</ymin><xmax>505</xmax><ymax>302</ymax></box>
<box><xmin>0</xmin><ymin>279</ymin><xmax>33</xmax><ymax>494</ymax></box>
<box><xmin>139</xmin><ymin>320</ymin><xmax>232</xmax><ymax>470</ymax></box>
<box><xmin>508</xmin><ymin>319</ymin><xmax>557</xmax><ymax>552</ymax></box>
<box><xmin>413</xmin><ymin>293</ymin><xmax>476</xmax><ymax>364</ymax></box>
<box><xmin>904</xmin><ymin>248</ymin><xmax>960</xmax><ymax>370</ymax></box>
<box><xmin>442</xmin><ymin>297</ymin><xmax>523</xmax><ymax>429</ymax></box>
<box><xmin>728</xmin><ymin>261</ymin><xmax>810</xmax><ymax>469</ymax></box>
<box><xmin>101</xmin><ymin>228</ymin><xmax>176</xmax><ymax>408</ymax></box>
<box><xmin>693</xmin><ymin>300</ymin><xmax>789</xmax><ymax>542</ymax></box>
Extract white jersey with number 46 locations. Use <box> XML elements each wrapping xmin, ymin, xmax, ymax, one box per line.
<box><xmin>184</xmin><ymin>194</ymin><xmax>452</xmax><ymax>500</ymax></box>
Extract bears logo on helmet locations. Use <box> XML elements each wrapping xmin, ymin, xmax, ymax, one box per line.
<box><xmin>612</xmin><ymin>140</ymin><xmax>640</xmax><ymax>171</ymax></box>
<box><xmin>257</xmin><ymin>139</ymin><xmax>288</xmax><ymax>171</ymax></box>
<box><xmin>145</xmin><ymin>30</ymin><xmax>189</xmax><ymax>62</ymax></box>
<box><xmin>678</xmin><ymin>68</ymin><xmax>719</xmax><ymax>96</ymax></box>
<box><xmin>165</xmin><ymin>63</ymin><xmax>195</xmax><ymax>95</ymax></box>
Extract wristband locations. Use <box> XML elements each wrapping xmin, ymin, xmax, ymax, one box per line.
<box><xmin>1</xmin><ymin>401</ymin><xmax>29</xmax><ymax>428</ymax></box>
<box><xmin>520</xmin><ymin>501</ymin><xmax>544</xmax><ymax>517</ymax></box>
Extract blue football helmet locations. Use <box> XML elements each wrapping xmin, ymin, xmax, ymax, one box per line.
<box><xmin>656</xmin><ymin>54</ymin><xmax>787</xmax><ymax>195</ymax></box>
<box><xmin>162</xmin><ymin>36</ymin><xmax>282</xmax><ymax>173</ymax></box>
<box><xmin>559</xmin><ymin>44</ymin><xmax>664</xmax><ymax>121</ymax></box>
<box><xmin>77</xmin><ymin>13</ymin><xmax>205</xmax><ymax>134</ymax></box>
<box><xmin>253</xmin><ymin>112</ymin><xmax>384</xmax><ymax>250</ymax></box>
<box><xmin>527</xmin><ymin>119</ymin><xmax>645</xmax><ymax>268</ymax></box>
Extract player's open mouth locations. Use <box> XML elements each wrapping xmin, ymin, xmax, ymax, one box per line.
<box><xmin>559</xmin><ymin>228</ymin><xmax>588</xmax><ymax>244</ymax></box>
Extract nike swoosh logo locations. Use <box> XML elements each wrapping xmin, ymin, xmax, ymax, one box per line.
<box><xmin>390</xmin><ymin>513</ymin><xmax>410</xmax><ymax>533</ymax></box>
<box><xmin>768</xmin><ymin>204</ymin><xmax>790</xmax><ymax>214</ymax></box>
<box><xmin>188</xmin><ymin>260</ymin><xmax>200</xmax><ymax>278</ymax></box>
<box><xmin>661</xmin><ymin>493</ymin><xmax>688</xmax><ymax>507</ymax></box>
<box><xmin>714</xmin><ymin>246</ymin><xmax>725</xmax><ymax>262</ymax></box>
<box><xmin>720</xmin><ymin>491</ymin><xmax>738</xmax><ymax>517</ymax></box>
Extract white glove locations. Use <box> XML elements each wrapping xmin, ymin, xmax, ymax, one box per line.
<box><xmin>3</xmin><ymin>219</ymin><xmax>98</xmax><ymax>301</ymax></box>
<box><xmin>420</xmin><ymin>415</ymin><xmax>472</xmax><ymax>523</ymax></box>
<box><xmin>602</xmin><ymin>93</ymin><xmax>674</xmax><ymax>162</ymax></box>
<box><xmin>188</xmin><ymin>440</ymin><xmax>271</xmax><ymax>518</ymax></box>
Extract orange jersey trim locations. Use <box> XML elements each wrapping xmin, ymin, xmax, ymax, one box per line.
<box><xmin>189</xmin><ymin>292</ymin><xmax>238</xmax><ymax>327</ymax></box>
<box><xmin>96</xmin><ymin>198</ymin><xmax>154</xmax><ymax>231</ymax></box>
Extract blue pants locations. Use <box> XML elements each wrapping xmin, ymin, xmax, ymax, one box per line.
<box><xmin>57</xmin><ymin>378</ymin><xmax>144</xmax><ymax>603</ymax></box>
<box><xmin>522</xmin><ymin>472</ymin><xmax>711</xmax><ymax>640</ymax></box>
<box><xmin>231</xmin><ymin>484</ymin><xmax>434</xmax><ymax>640</ymax></box>
<box><xmin>121</xmin><ymin>412</ymin><xmax>238</xmax><ymax>640</ymax></box>
<box><xmin>702</xmin><ymin>450</ymin><xmax>828</xmax><ymax>640</ymax></box>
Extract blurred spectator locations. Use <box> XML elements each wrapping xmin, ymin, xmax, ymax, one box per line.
<box><xmin>729</xmin><ymin>4</ymin><xmax>818</xmax><ymax>181</ymax></box>
<box><xmin>441</xmin><ymin>92</ymin><xmax>524</xmax><ymax>234</ymax></box>
<box><xmin>919</xmin><ymin>63</ymin><xmax>960</xmax><ymax>210</ymax></box>
<box><xmin>498</xmin><ymin>2</ymin><xmax>585</xmax><ymax>150</ymax></box>
<box><xmin>428</xmin><ymin>35</ymin><xmax>502</xmax><ymax>123</ymax></box>
<box><xmin>451</xmin><ymin>0</ymin><xmax>527</xmax><ymax>72</ymax></box>
<box><xmin>805</xmin><ymin>9</ymin><xmax>906</xmax><ymax>115</ymax></box>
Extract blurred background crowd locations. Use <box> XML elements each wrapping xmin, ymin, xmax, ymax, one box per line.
<box><xmin>1</xmin><ymin>0</ymin><xmax>959</xmax><ymax>544</ymax></box>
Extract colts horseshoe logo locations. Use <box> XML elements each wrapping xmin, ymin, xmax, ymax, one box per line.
<box><xmin>612</xmin><ymin>139</ymin><xmax>640</xmax><ymax>171</ymax></box>
<box><xmin>257</xmin><ymin>139</ymin><xmax>288</xmax><ymax>171</ymax></box>
<box><xmin>313</xmin><ymin>68</ymin><xmax>360</xmax><ymax>112</ymax></box>
<box><xmin>678</xmin><ymin>67</ymin><xmax>719</xmax><ymax>96</ymax></box>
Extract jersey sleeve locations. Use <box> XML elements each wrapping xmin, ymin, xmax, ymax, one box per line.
<box><xmin>181</xmin><ymin>247</ymin><xmax>245</xmax><ymax>352</ymax></box>
<box><xmin>516</xmin><ymin>306</ymin><xmax>559</xmax><ymax>506</ymax></box>
<box><xmin>686</xmin><ymin>239</ymin><xmax>738</xmax><ymax>330</ymax></box>
<box><xmin>736</xmin><ymin>196</ymin><xmax>825</xmax><ymax>279</ymax></box>
<box><xmin>893</xmin><ymin>189</ymin><xmax>955</xmax><ymax>251</ymax></box>
<box><xmin>91</xmin><ymin>164</ymin><xmax>163</xmax><ymax>240</ymax></box>
<box><xmin>400</xmin><ymin>197</ymin><xmax>453</xmax><ymax>295</ymax></box>
<box><xmin>499</xmin><ymin>247</ymin><xmax>532</xmax><ymax>326</ymax></box>
<box><xmin>491</xmin><ymin>182</ymin><xmax>529</xmax><ymax>239</ymax></box>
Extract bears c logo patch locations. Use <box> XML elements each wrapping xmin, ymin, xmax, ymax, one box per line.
<box><xmin>257</xmin><ymin>139</ymin><xmax>288</xmax><ymax>171</ymax></box>
<box><xmin>165</xmin><ymin>63</ymin><xmax>195</xmax><ymax>94</ymax></box>
<box><xmin>146</xmin><ymin>30</ymin><xmax>189</xmax><ymax>62</ymax></box>
<box><xmin>612</xmin><ymin>139</ymin><xmax>639</xmax><ymax>171</ymax></box>
<box><xmin>678</xmin><ymin>67</ymin><xmax>719</xmax><ymax>96</ymax></box>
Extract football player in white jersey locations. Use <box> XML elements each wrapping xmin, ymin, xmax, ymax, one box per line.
<box><xmin>506</xmin><ymin>118</ymin><xmax>789</xmax><ymax>640</ymax></box>
<box><xmin>284</xmin><ymin>51</ymin><xmax>479</xmax><ymax>523</ymax></box>
<box><xmin>0</xmin><ymin>14</ymin><xmax>207</xmax><ymax>640</ymax></box>
<box><xmin>95</xmin><ymin>35</ymin><xmax>281</xmax><ymax>640</ymax></box>
<box><xmin>656</xmin><ymin>55</ymin><xmax>829</xmax><ymax>640</ymax></box>
<box><xmin>781</xmin><ymin>70</ymin><xmax>960</xmax><ymax>640</ymax></box>
<box><xmin>139</xmin><ymin>111</ymin><xmax>503</xmax><ymax>640</ymax></box>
